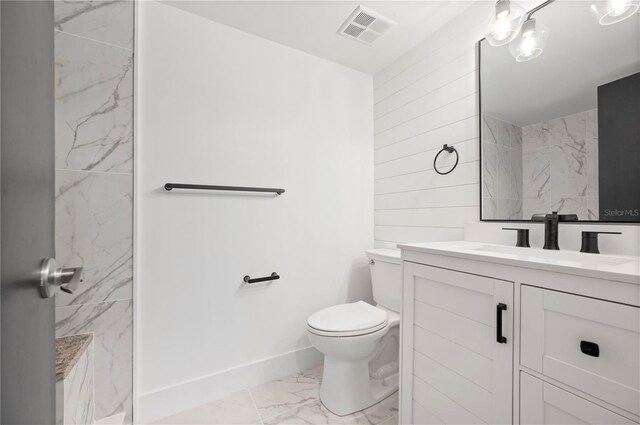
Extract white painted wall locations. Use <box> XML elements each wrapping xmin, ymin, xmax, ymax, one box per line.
<box><xmin>135</xmin><ymin>2</ymin><xmax>374</xmax><ymax>422</ymax></box>
<box><xmin>372</xmin><ymin>2</ymin><xmax>495</xmax><ymax>248</ymax></box>
<box><xmin>373</xmin><ymin>1</ymin><xmax>640</xmax><ymax>253</ymax></box>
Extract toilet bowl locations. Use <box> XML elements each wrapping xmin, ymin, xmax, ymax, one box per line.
<box><xmin>306</xmin><ymin>248</ymin><xmax>401</xmax><ymax>416</ymax></box>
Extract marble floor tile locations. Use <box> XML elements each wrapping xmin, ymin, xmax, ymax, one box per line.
<box><xmin>250</xmin><ymin>366</ymin><xmax>323</xmax><ymax>420</ymax></box>
<box><xmin>152</xmin><ymin>366</ymin><xmax>398</xmax><ymax>425</ymax></box>
<box><xmin>263</xmin><ymin>392</ymin><xmax>397</xmax><ymax>425</ymax></box>
<box><xmin>379</xmin><ymin>415</ymin><xmax>398</xmax><ymax>425</ymax></box>
<box><xmin>154</xmin><ymin>390</ymin><xmax>261</xmax><ymax>425</ymax></box>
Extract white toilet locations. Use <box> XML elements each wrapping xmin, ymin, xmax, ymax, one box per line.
<box><xmin>306</xmin><ymin>248</ymin><xmax>401</xmax><ymax>416</ymax></box>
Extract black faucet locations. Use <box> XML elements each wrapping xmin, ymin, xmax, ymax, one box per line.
<box><xmin>531</xmin><ymin>211</ymin><xmax>578</xmax><ymax>250</ymax></box>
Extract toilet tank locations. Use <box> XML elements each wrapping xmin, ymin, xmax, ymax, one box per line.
<box><xmin>365</xmin><ymin>249</ymin><xmax>401</xmax><ymax>313</ymax></box>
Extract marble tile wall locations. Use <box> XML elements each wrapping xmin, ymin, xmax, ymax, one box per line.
<box><xmin>522</xmin><ymin>110</ymin><xmax>599</xmax><ymax>220</ymax></box>
<box><xmin>482</xmin><ymin>114</ymin><xmax>523</xmax><ymax>220</ymax></box>
<box><xmin>59</xmin><ymin>340</ymin><xmax>95</xmax><ymax>425</ymax></box>
<box><xmin>54</xmin><ymin>1</ymin><xmax>134</xmax><ymax>422</ymax></box>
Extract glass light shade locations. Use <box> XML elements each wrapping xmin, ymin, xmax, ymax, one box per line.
<box><xmin>486</xmin><ymin>0</ymin><xmax>526</xmax><ymax>46</ymax></box>
<box><xmin>590</xmin><ymin>0</ymin><xmax>640</xmax><ymax>25</ymax></box>
<box><xmin>509</xmin><ymin>18</ymin><xmax>550</xmax><ymax>62</ymax></box>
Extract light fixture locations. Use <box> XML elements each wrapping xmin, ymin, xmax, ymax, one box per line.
<box><xmin>590</xmin><ymin>0</ymin><xmax>640</xmax><ymax>25</ymax></box>
<box><xmin>486</xmin><ymin>0</ymin><xmax>526</xmax><ymax>46</ymax></box>
<box><xmin>485</xmin><ymin>0</ymin><xmax>555</xmax><ymax>62</ymax></box>
<box><xmin>508</xmin><ymin>18</ymin><xmax>550</xmax><ymax>62</ymax></box>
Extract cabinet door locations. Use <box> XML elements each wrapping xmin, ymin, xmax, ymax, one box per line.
<box><xmin>401</xmin><ymin>262</ymin><xmax>513</xmax><ymax>424</ymax></box>
<box><xmin>520</xmin><ymin>372</ymin><xmax>636</xmax><ymax>425</ymax></box>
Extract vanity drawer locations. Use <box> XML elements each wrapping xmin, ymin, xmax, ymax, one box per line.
<box><xmin>521</xmin><ymin>285</ymin><xmax>640</xmax><ymax>416</ymax></box>
<box><xmin>520</xmin><ymin>372</ymin><xmax>637</xmax><ymax>424</ymax></box>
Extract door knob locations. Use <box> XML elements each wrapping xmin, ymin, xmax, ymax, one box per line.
<box><xmin>39</xmin><ymin>258</ymin><xmax>83</xmax><ymax>298</ymax></box>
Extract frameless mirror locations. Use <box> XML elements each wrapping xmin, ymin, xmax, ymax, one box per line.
<box><xmin>479</xmin><ymin>1</ymin><xmax>640</xmax><ymax>222</ymax></box>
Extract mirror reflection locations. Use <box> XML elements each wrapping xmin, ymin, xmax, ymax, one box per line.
<box><xmin>480</xmin><ymin>1</ymin><xmax>640</xmax><ymax>222</ymax></box>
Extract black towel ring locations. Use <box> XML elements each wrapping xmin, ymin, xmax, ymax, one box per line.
<box><xmin>433</xmin><ymin>144</ymin><xmax>459</xmax><ymax>175</ymax></box>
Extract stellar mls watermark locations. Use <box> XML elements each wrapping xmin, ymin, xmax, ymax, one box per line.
<box><xmin>603</xmin><ymin>208</ymin><xmax>640</xmax><ymax>217</ymax></box>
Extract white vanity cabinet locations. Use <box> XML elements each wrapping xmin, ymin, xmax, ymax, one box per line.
<box><xmin>521</xmin><ymin>286</ymin><xmax>640</xmax><ymax>417</ymax></box>
<box><xmin>520</xmin><ymin>372</ymin><xmax>636</xmax><ymax>425</ymax></box>
<box><xmin>401</xmin><ymin>261</ymin><xmax>514</xmax><ymax>424</ymax></box>
<box><xmin>399</xmin><ymin>242</ymin><xmax>640</xmax><ymax>425</ymax></box>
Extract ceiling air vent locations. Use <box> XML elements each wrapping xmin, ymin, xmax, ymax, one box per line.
<box><xmin>337</xmin><ymin>6</ymin><xmax>396</xmax><ymax>46</ymax></box>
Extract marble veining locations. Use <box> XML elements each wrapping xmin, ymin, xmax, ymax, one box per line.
<box><xmin>55</xmin><ymin>170</ymin><xmax>133</xmax><ymax>307</ymax></box>
<box><xmin>154</xmin><ymin>366</ymin><xmax>398</xmax><ymax>425</ymax></box>
<box><xmin>482</xmin><ymin>143</ymin><xmax>497</xmax><ymax>199</ymax></box>
<box><xmin>482</xmin><ymin>114</ymin><xmax>521</xmax><ymax>149</ymax></box>
<box><xmin>154</xmin><ymin>391</ymin><xmax>261</xmax><ymax>425</ymax></box>
<box><xmin>497</xmin><ymin>145</ymin><xmax>516</xmax><ymax>200</ymax></box>
<box><xmin>56</xmin><ymin>300</ymin><xmax>133</xmax><ymax>423</ymax></box>
<box><xmin>55</xmin><ymin>31</ymin><xmax>133</xmax><ymax>174</ymax></box>
<box><xmin>55</xmin><ymin>0</ymin><xmax>134</xmax><ymax>50</ymax></box>
<box><xmin>484</xmin><ymin>109</ymin><xmax>600</xmax><ymax>220</ymax></box>
<box><xmin>262</xmin><ymin>393</ymin><xmax>397</xmax><ymax>425</ymax></box>
<box><xmin>522</xmin><ymin>109</ymin><xmax>598</xmax><ymax>220</ymax></box>
<box><xmin>54</xmin><ymin>1</ymin><xmax>135</xmax><ymax>423</ymax></box>
<box><xmin>61</xmin><ymin>339</ymin><xmax>95</xmax><ymax>425</ymax></box>
<box><xmin>522</xmin><ymin>121</ymin><xmax>549</xmax><ymax>152</ymax></box>
<box><xmin>482</xmin><ymin>114</ymin><xmax>523</xmax><ymax>219</ymax></box>
<box><xmin>548</xmin><ymin>113</ymin><xmax>587</xmax><ymax>151</ymax></box>
<box><xmin>522</xmin><ymin>149</ymin><xmax>550</xmax><ymax>201</ymax></box>
<box><xmin>250</xmin><ymin>367</ymin><xmax>322</xmax><ymax>420</ymax></box>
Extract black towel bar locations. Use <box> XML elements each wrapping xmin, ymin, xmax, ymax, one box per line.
<box><xmin>243</xmin><ymin>273</ymin><xmax>280</xmax><ymax>284</ymax></box>
<box><xmin>164</xmin><ymin>183</ymin><xmax>284</xmax><ymax>195</ymax></box>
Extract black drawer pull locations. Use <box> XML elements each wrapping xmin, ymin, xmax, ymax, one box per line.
<box><xmin>580</xmin><ymin>341</ymin><xmax>600</xmax><ymax>357</ymax></box>
<box><xmin>496</xmin><ymin>303</ymin><xmax>507</xmax><ymax>344</ymax></box>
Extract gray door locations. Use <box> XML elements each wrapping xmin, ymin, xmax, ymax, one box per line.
<box><xmin>1</xmin><ymin>1</ymin><xmax>56</xmax><ymax>424</ymax></box>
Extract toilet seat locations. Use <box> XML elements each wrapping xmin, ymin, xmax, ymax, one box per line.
<box><xmin>307</xmin><ymin>301</ymin><xmax>388</xmax><ymax>337</ymax></box>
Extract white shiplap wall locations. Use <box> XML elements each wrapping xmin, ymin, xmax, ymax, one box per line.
<box><xmin>373</xmin><ymin>2</ymin><xmax>494</xmax><ymax>248</ymax></box>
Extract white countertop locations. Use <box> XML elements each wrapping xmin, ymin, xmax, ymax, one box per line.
<box><xmin>398</xmin><ymin>241</ymin><xmax>640</xmax><ymax>284</ymax></box>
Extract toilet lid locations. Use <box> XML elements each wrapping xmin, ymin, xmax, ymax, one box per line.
<box><xmin>307</xmin><ymin>301</ymin><xmax>388</xmax><ymax>334</ymax></box>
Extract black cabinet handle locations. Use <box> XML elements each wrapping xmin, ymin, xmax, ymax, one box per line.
<box><xmin>496</xmin><ymin>303</ymin><xmax>507</xmax><ymax>344</ymax></box>
<box><xmin>580</xmin><ymin>340</ymin><xmax>600</xmax><ymax>357</ymax></box>
<box><xmin>243</xmin><ymin>272</ymin><xmax>279</xmax><ymax>284</ymax></box>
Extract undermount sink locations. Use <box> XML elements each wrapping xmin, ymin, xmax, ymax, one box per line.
<box><xmin>398</xmin><ymin>241</ymin><xmax>640</xmax><ymax>284</ymax></box>
<box><xmin>464</xmin><ymin>243</ymin><xmax>634</xmax><ymax>266</ymax></box>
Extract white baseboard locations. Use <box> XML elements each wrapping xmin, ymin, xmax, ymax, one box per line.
<box><xmin>137</xmin><ymin>345</ymin><xmax>323</xmax><ymax>424</ymax></box>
